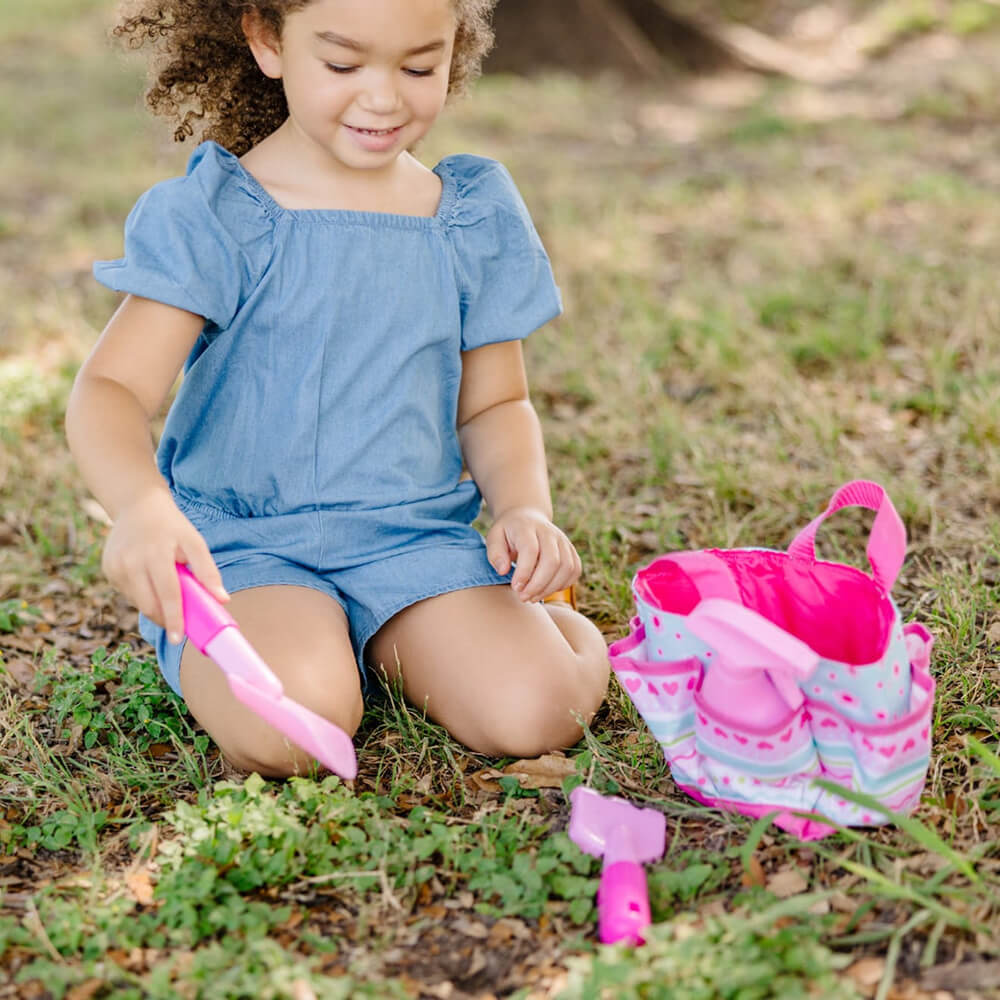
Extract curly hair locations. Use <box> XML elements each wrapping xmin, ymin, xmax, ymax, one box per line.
<box><xmin>114</xmin><ymin>0</ymin><xmax>496</xmax><ymax>156</ymax></box>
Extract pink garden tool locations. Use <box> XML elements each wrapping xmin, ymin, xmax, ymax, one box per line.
<box><xmin>686</xmin><ymin>599</ymin><xmax>819</xmax><ymax>729</ymax></box>
<box><xmin>568</xmin><ymin>785</ymin><xmax>666</xmax><ymax>945</ymax></box>
<box><xmin>177</xmin><ymin>564</ymin><xmax>357</xmax><ymax>780</ymax></box>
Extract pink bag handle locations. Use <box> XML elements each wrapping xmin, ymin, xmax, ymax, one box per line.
<box><xmin>787</xmin><ymin>481</ymin><xmax>906</xmax><ymax>595</ymax></box>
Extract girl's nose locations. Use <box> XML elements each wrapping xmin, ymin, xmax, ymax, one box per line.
<box><xmin>359</xmin><ymin>72</ymin><xmax>401</xmax><ymax>114</ymax></box>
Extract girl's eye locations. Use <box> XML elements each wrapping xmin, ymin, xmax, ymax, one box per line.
<box><xmin>404</xmin><ymin>68</ymin><xmax>435</xmax><ymax>78</ymax></box>
<box><xmin>325</xmin><ymin>63</ymin><xmax>357</xmax><ymax>74</ymax></box>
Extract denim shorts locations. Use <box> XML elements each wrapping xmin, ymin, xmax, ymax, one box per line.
<box><xmin>140</xmin><ymin>495</ymin><xmax>512</xmax><ymax>699</ymax></box>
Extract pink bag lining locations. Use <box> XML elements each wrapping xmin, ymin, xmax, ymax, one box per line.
<box><xmin>634</xmin><ymin>549</ymin><xmax>895</xmax><ymax>666</ymax></box>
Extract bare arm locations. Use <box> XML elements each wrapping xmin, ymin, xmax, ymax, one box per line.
<box><xmin>66</xmin><ymin>294</ymin><xmax>228</xmax><ymax>639</ymax></box>
<box><xmin>457</xmin><ymin>340</ymin><xmax>552</xmax><ymax>520</ymax></box>
<box><xmin>457</xmin><ymin>340</ymin><xmax>580</xmax><ymax>601</ymax></box>
<box><xmin>67</xmin><ymin>295</ymin><xmax>199</xmax><ymax>515</ymax></box>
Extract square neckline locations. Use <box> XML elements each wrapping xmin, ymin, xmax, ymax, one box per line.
<box><xmin>208</xmin><ymin>142</ymin><xmax>457</xmax><ymax>228</ymax></box>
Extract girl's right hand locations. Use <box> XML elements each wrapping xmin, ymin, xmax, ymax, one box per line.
<box><xmin>102</xmin><ymin>489</ymin><xmax>229</xmax><ymax>645</ymax></box>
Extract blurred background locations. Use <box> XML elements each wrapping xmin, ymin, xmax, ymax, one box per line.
<box><xmin>3</xmin><ymin>0</ymin><xmax>1000</xmax><ymax>628</ymax></box>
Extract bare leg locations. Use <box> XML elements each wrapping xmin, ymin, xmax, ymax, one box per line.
<box><xmin>368</xmin><ymin>585</ymin><xmax>609</xmax><ymax>758</ymax></box>
<box><xmin>179</xmin><ymin>585</ymin><xmax>363</xmax><ymax>777</ymax></box>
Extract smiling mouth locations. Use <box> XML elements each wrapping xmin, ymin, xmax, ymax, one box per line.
<box><xmin>348</xmin><ymin>125</ymin><xmax>402</xmax><ymax>136</ymax></box>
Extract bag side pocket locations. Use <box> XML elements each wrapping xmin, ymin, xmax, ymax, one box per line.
<box><xmin>610</xmin><ymin>618</ymin><xmax>701</xmax><ymax>765</ymax></box>
<box><xmin>809</xmin><ymin>622</ymin><xmax>935</xmax><ymax>825</ymax></box>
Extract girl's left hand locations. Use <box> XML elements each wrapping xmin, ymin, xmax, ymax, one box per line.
<box><xmin>485</xmin><ymin>506</ymin><xmax>582</xmax><ymax>603</ymax></box>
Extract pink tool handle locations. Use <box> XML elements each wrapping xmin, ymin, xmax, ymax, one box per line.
<box><xmin>177</xmin><ymin>564</ymin><xmax>357</xmax><ymax>780</ymax></box>
<box><xmin>597</xmin><ymin>861</ymin><xmax>652</xmax><ymax>945</ymax></box>
<box><xmin>178</xmin><ymin>564</ymin><xmax>284</xmax><ymax>699</ymax></box>
<box><xmin>687</xmin><ymin>599</ymin><xmax>818</xmax><ymax>712</ymax></box>
<box><xmin>786</xmin><ymin>481</ymin><xmax>906</xmax><ymax>595</ymax></box>
<box><xmin>177</xmin><ymin>563</ymin><xmax>236</xmax><ymax>654</ymax></box>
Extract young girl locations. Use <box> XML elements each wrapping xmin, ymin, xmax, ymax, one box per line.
<box><xmin>66</xmin><ymin>0</ymin><xmax>610</xmax><ymax>777</ymax></box>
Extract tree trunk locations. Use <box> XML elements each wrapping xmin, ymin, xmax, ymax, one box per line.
<box><xmin>486</xmin><ymin>0</ymin><xmax>732</xmax><ymax>78</ymax></box>
<box><xmin>486</xmin><ymin>0</ymin><xmax>857</xmax><ymax>84</ymax></box>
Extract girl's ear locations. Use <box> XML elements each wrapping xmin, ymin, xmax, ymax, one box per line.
<box><xmin>242</xmin><ymin>11</ymin><xmax>283</xmax><ymax>79</ymax></box>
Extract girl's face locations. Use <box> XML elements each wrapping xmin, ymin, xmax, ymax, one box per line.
<box><xmin>248</xmin><ymin>0</ymin><xmax>456</xmax><ymax>171</ymax></box>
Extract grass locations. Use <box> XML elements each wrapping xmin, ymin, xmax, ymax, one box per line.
<box><xmin>2</xmin><ymin>1</ymin><xmax>1000</xmax><ymax>997</ymax></box>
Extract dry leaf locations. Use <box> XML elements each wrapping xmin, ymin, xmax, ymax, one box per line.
<box><xmin>488</xmin><ymin>917</ymin><xmax>531</xmax><ymax>945</ymax></box>
<box><xmin>766</xmin><ymin>868</ymin><xmax>809</xmax><ymax>898</ymax></box>
<box><xmin>291</xmin><ymin>982</ymin><xmax>317</xmax><ymax>1000</ymax></box>
<box><xmin>452</xmin><ymin>916</ymin><xmax>490</xmax><ymax>939</ymax></box>
<box><xmin>502</xmin><ymin>752</ymin><xmax>575</xmax><ymax>789</ymax></box>
<box><xmin>830</xmin><ymin>890</ymin><xmax>856</xmax><ymax>913</ymax></box>
<box><xmin>1</xmin><ymin>655</ymin><xmax>38</xmax><ymax>689</ymax></box>
<box><xmin>922</xmin><ymin>961</ymin><xmax>1000</xmax><ymax>991</ymax></box>
<box><xmin>125</xmin><ymin>867</ymin><xmax>156</xmax><ymax>906</ymax></box>
<box><xmin>741</xmin><ymin>853</ymin><xmax>765</xmax><ymax>888</ymax></box>
<box><xmin>468</xmin><ymin>768</ymin><xmax>503</xmax><ymax>793</ymax></box>
<box><xmin>66</xmin><ymin>980</ymin><xmax>104</xmax><ymax>1000</ymax></box>
<box><xmin>848</xmin><ymin>957</ymin><xmax>886</xmax><ymax>988</ymax></box>
<box><xmin>987</xmin><ymin>621</ymin><xmax>1000</xmax><ymax>645</ymax></box>
<box><xmin>419</xmin><ymin>983</ymin><xmax>455</xmax><ymax>999</ymax></box>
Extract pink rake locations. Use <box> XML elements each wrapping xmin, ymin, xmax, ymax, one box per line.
<box><xmin>177</xmin><ymin>564</ymin><xmax>357</xmax><ymax>780</ymax></box>
<box><xmin>568</xmin><ymin>785</ymin><xmax>666</xmax><ymax>945</ymax></box>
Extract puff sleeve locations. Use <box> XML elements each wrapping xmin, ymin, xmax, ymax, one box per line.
<box><xmin>445</xmin><ymin>156</ymin><xmax>563</xmax><ymax>351</ymax></box>
<box><xmin>93</xmin><ymin>144</ymin><xmax>266</xmax><ymax>330</ymax></box>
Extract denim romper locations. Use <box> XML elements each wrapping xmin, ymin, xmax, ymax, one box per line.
<box><xmin>94</xmin><ymin>142</ymin><xmax>562</xmax><ymax>697</ymax></box>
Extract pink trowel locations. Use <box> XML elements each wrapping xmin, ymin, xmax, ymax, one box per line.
<box><xmin>176</xmin><ymin>564</ymin><xmax>357</xmax><ymax>780</ymax></box>
<box><xmin>569</xmin><ymin>785</ymin><xmax>666</xmax><ymax>945</ymax></box>
<box><xmin>685</xmin><ymin>598</ymin><xmax>819</xmax><ymax>729</ymax></box>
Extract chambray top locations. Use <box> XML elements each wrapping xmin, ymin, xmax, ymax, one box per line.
<box><xmin>93</xmin><ymin>141</ymin><xmax>562</xmax><ymax>568</ymax></box>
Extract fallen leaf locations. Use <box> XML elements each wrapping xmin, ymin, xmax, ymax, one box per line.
<box><xmin>0</xmin><ymin>655</ymin><xmax>37</xmax><ymax>688</ymax></box>
<box><xmin>830</xmin><ymin>890</ymin><xmax>855</xmax><ymax>913</ymax></box>
<box><xmin>488</xmin><ymin>917</ymin><xmax>531</xmax><ymax>945</ymax></box>
<box><xmin>741</xmin><ymin>853</ymin><xmax>765</xmax><ymax>888</ymax></box>
<box><xmin>766</xmin><ymin>868</ymin><xmax>809</xmax><ymax>898</ymax></box>
<box><xmin>987</xmin><ymin>621</ymin><xmax>1000</xmax><ymax>645</ymax></box>
<box><xmin>66</xmin><ymin>981</ymin><xmax>104</xmax><ymax>1000</ymax></box>
<box><xmin>125</xmin><ymin>867</ymin><xmax>156</xmax><ymax>906</ymax></box>
<box><xmin>452</xmin><ymin>917</ymin><xmax>489</xmax><ymax>939</ymax></box>
<box><xmin>502</xmin><ymin>752</ymin><xmax>575</xmax><ymax>789</ymax></box>
<box><xmin>848</xmin><ymin>957</ymin><xmax>885</xmax><ymax>989</ymax></box>
<box><xmin>468</xmin><ymin>769</ymin><xmax>503</xmax><ymax>793</ymax></box>
<box><xmin>922</xmin><ymin>960</ymin><xmax>1000</xmax><ymax>991</ymax></box>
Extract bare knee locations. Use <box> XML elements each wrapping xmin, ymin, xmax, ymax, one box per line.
<box><xmin>372</xmin><ymin>588</ymin><xmax>610</xmax><ymax>760</ymax></box>
<box><xmin>178</xmin><ymin>584</ymin><xmax>363</xmax><ymax>778</ymax></box>
<box><xmin>220</xmin><ymin>684</ymin><xmax>364</xmax><ymax>778</ymax></box>
<box><xmin>464</xmin><ymin>645</ymin><xmax>610</xmax><ymax>758</ymax></box>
